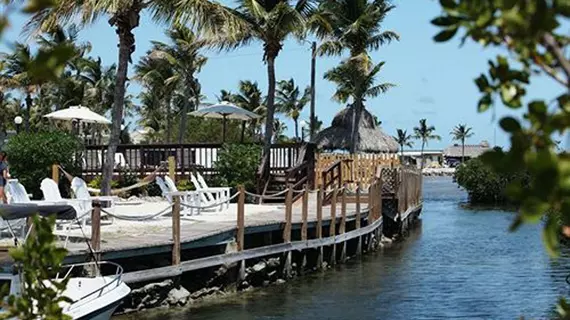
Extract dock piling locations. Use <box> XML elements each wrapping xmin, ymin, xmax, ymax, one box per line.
<box><xmin>282</xmin><ymin>186</ymin><xmax>293</xmax><ymax>278</ymax></box>
<box><xmin>237</xmin><ymin>185</ymin><xmax>246</xmax><ymax>282</ymax></box>
<box><xmin>330</xmin><ymin>186</ymin><xmax>338</xmax><ymax>266</ymax></box>
<box><xmin>355</xmin><ymin>182</ymin><xmax>362</xmax><ymax>257</ymax></box>
<box><xmin>172</xmin><ymin>195</ymin><xmax>181</xmax><ymax>266</ymax></box>
<box><xmin>168</xmin><ymin>156</ymin><xmax>176</xmax><ymax>183</ymax></box>
<box><xmin>91</xmin><ymin>200</ymin><xmax>101</xmax><ymax>276</ymax></box>
<box><xmin>340</xmin><ymin>184</ymin><xmax>347</xmax><ymax>262</ymax></box>
<box><xmin>316</xmin><ymin>185</ymin><xmax>324</xmax><ymax>270</ymax></box>
<box><xmin>52</xmin><ymin>164</ymin><xmax>59</xmax><ymax>184</ymax></box>
<box><xmin>301</xmin><ymin>185</ymin><xmax>309</xmax><ymax>272</ymax></box>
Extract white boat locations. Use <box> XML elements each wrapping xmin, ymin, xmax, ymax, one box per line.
<box><xmin>0</xmin><ymin>203</ymin><xmax>131</xmax><ymax>319</ymax></box>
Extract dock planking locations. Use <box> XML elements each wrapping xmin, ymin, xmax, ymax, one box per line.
<box><xmin>63</xmin><ymin>192</ymin><xmax>368</xmax><ymax>261</ymax></box>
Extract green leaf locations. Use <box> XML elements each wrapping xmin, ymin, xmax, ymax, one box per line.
<box><xmin>439</xmin><ymin>0</ymin><xmax>457</xmax><ymax>9</ymax></box>
<box><xmin>431</xmin><ymin>16</ymin><xmax>460</xmax><ymax>26</ymax></box>
<box><xmin>433</xmin><ymin>27</ymin><xmax>458</xmax><ymax>42</ymax></box>
<box><xmin>478</xmin><ymin>94</ymin><xmax>492</xmax><ymax>112</ymax></box>
<box><xmin>500</xmin><ymin>84</ymin><xmax>520</xmax><ymax>107</ymax></box>
<box><xmin>22</xmin><ymin>0</ymin><xmax>56</xmax><ymax>13</ymax></box>
<box><xmin>543</xmin><ymin>214</ymin><xmax>560</xmax><ymax>257</ymax></box>
<box><xmin>474</xmin><ymin>74</ymin><xmax>490</xmax><ymax>92</ymax></box>
<box><xmin>499</xmin><ymin>117</ymin><xmax>521</xmax><ymax>132</ymax></box>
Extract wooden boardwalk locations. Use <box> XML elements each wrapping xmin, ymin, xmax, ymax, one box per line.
<box><xmin>63</xmin><ymin>193</ymin><xmax>368</xmax><ymax>261</ymax></box>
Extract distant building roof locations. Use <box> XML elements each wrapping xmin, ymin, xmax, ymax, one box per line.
<box><xmin>443</xmin><ymin>141</ymin><xmax>491</xmax><ymax>158</ymax></box>
<box><xmin>401</xmin><ymin>150</ymin><xmax>443</xmax><ymax>157</ymax></box>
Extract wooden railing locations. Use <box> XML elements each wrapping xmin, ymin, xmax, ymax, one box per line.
<box><xmin>321</xmin><ymin>159</ymin><xmax>355</xmax><ymax>204</ymax></box>
<box><xmin>315</xmin><ymin>153</ymin><xmax>399</xmax><ymax>188</ymax></box>
<box><xmin>81</xmin><ymin>143</ymin><xmax>305</xmax><ymax>181</ymax></box>
<box><xmin>397</xmin><ymin>166</ymin><xmax>423</xmax><ymax>214</ymax></box>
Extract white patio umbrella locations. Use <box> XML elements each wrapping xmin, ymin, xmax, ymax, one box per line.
<box><xmin>43</xmin><ymin>105</ymin><xmax>111</xmax><ymax>124</ymax></box>
<box><xmin>188</xmin><ymin>101</ymin><xmax>260</xmax><ymax>142</ymax></box>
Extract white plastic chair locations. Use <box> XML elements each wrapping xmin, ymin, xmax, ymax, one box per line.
<box><xmin>3</xmin><ymin>180</ymin><xmax>30</xmax><ymax>237</ymax></box>
<box><xmin>40</xmin><ymin>178</ymin><xmax>91</xmax><ymax>228</ymax></box>
<box><xmin>155</xmin><ymin>176</ymin><xmax>198</xmax><ymax>216</ymax></box>
<box><xmin>188</xmin><ymin>174</ymin><xmax>230</xmax><ymax>211</ymax></box>
<box><xmin>70</xmin><ymin>177</ymin><xmax>116</xmax><ymax>224</ymax></box>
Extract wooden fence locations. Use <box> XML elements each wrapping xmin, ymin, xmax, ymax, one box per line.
<box><xmin>397</xmin><ymin>166</ymin><xmax>423</xmax><ymax>214</ymax></box>
<box><xmin>315</xmin><ymin>153</ymin><xmax>399</xmax><ymax>190</ymax></box>
<box><xmin>81</xmin><ymin>143</ymin><xmax>305</xmax><ymax>181</ymax></box>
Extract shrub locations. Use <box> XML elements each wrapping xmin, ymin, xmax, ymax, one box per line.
<box><xmin>214</xmin><ymin>143</ymin><xmax>261</xmax><ymax>192</ymax></box>
<box><xmin>176</xmin><ymin>179</ymin><xmax>195</xmax><ymax>192</ymax></box>
<box><xmin>5</xmin><ymin>131</ymin><xmax>83</xmax><ymax>199</ymax></box>
<box><xmin>454</xmin><ymin>157</ymin><xmax>529</xmax><ymax>205</ymax></box>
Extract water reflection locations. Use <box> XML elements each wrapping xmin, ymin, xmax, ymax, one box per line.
<box><xmin>122</xmin><ymin>176</ymin><xmax>569</xmax><ymax>320</ymax></box>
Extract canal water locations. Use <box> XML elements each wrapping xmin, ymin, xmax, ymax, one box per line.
<box><xmin>127</xmin><ymin>177</ymin><xmax>570</xmax><ymax>320</ymax></box>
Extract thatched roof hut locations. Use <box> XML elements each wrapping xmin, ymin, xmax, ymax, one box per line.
<box><xmin>313</xmin><ymin>106</ymin><xmax>399</xmax><ymax>153</ymax></box>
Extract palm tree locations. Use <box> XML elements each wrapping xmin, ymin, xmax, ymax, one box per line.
<box><xmin>316</xmin><ymin>0</ymin><xmax>398</xmax><ymax>68</ymax></box>
<box><xmin>232</xmin><ymin>80</ymin><xmax>266</xmax><ymax>142</ymax></box>
<box><xmin>175</xmin><ymin>0</ymin><xmax>314</xmax><ymax>181</ymax></box>
<box><xmin>4</xmin><ymin>43</ymin><xmax>35</xmax><ymax>133</ymax></box>
<box><xmin>134</xmin><ymin>53</ymin><xmax>176</xmax><ymax>143</ymax></box>
<box><xmin>451</xmin><ymin>124</ymin><xmax>474</xmax><ymax>163</ymax></box>
<box><xmin>276</xmin><ymin>78</ymin><xmax>310</xmax><ymax>141</ymax></box>
<box><xmin>149</xmin><ymin>26</ymin><xmax>208</xmax><ymax>143</ymax></box>
<box><xmin>394</xmin><ymin>129</ymin><xmax>414</xmax><ymax>162</ymax></box>
<box><xmin>324</xmin><ymin>58</ymin><xmax>395</xmax><ymax>153</ymax></box>
<box><xmin>273</xmin><ymin>119</ymin><xmax>288</xmax><ymax>143</ymax></box>
<box><xmin>26</xmin><ymin>0</ymin><xmax>187</xmax><ymax>194</ymax></box>
<box><xmin>413</xmin><ymin>119</ymin><xmax>441</xmax><ymax>170</ymax></box>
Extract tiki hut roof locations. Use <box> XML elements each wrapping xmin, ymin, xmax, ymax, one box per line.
<box><xmin>443</xmin><ymin>141</ymin><xmax>491</xmax><ymax>158</ymax></box>
<box><xmin>313</xmin><ymin>106</ymin><xmax>399</xmax><ymax>153</ymax></box>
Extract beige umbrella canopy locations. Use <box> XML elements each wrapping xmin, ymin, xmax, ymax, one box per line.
<box><xmin>313</xmin><ymin>106</ymin><xmax>399</xmax><ymax>153</ymax></box>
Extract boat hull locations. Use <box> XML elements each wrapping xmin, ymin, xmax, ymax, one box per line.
<box><xmin>75</xmin><ymin>298</ymin><xmax>122</xmax><ymax>320</ymax></box>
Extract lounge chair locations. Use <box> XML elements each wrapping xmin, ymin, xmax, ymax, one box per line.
<box><xmin>3</xmin><ymin>180</ymin><xmax>31</xmax><ymax>238</ymax></box>
<box><xmin>163</xmin><ymin>176</ymin><xmax>223</xmax><ymax>213</ymax></box>
<box><xmin>40</xmin><ymin>178</ymin><xmax>92</xmax><ymax>228</ymax></box>
<box><xmin>187</xmin><ymin>174</ymin><xmax>230</xmax><ymax>211</ymax></box>
<box><xmin>70</xmin><ymin>177</ymin><xmax>117</xmax><ymax>224</ymax></box>
<box><xmin>155</xmin><ymin>176</ymin><xmax>199</xmax><ymax>216</ymax></box>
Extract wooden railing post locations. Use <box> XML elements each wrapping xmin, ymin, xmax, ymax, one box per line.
<box><xmin>237</xmin><ymin>186</ymin><xmax>246</xmax><ymax>281</ymax></box>
<box><xmin>301</xmin><ymin>185</ymin><xmax>309</xmax><ymax>272</ymax></box>
<box><xmin>355</xmin><ymin>182</ymin><xmax>362</xmax><ymax>257</ymax></box>
<box><xmin>367</xmin><ymin>180</ymin><xmax>375</xmax><ymax>252</ymax></box>
<box><xmin>329</xmin><ymin>186</ymin><xmax>338</xmax><ymax>266</ymax></box>
<box><xmin>91</xmin><ymin>200</ymin><xmax>101</xmax><ymax>275</ymax></box>
<box><xmin>340</xmin><ymin>184</ymin><xmax>347</xmax><ymax>262</ymax></box>
<box><xmin>283</xmin><ymin>186</ymin><xmax>293</xmax><ymax>278</ymax></box>
<box><xmin>168</xmin><ymin>156</ymin><xmax>176</xmax><ymax>183</ymax></box>
<box><xmin>172</xmin><ymin>194</ymin><xmax>181</xmax><ymax>266</ymax></box>
<box><xmin>316</xmin><ymin>184</ymin><xmax>324</xmax><ymax>269</ymax></box>
<box><xmin>52</xmin><ymin>164</ymin><xmax>59</xmax><ymax>184</ymax></box>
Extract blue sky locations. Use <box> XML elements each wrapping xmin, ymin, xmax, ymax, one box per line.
<box><xmin>2</xmin><ymin>0</ymin><xmax>565</xmax><ymax>149</ymax></box>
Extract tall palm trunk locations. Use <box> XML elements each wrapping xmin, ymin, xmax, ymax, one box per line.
<box><xmin>259</xmin><ymin>53</ymin><xmax>277</xmax><ymax>187</ymax></box>
<box><xmin>400</xmin><ymin>145</ymin><xmax>404</xmax><ymax>163</ymax></box>
<box><xmin>25</xmin><ymin>93</ymin><xmax>32</xmax><ymax>132</ymax></box>
<box><xmin>420</xmin><ymin>141</ymin><xmax>425</xmax><ymax>170</ymax></box>
<box><xmin>166</xmin><ymin>99</ymin><xmax>172</xmax><ymax>143</ymax></box>
<box><xmin>294</xmin><ymin>118</ymin><xmax>299</xmax><ymax>141</ymax></box>
<box><xmin>101</xmin><ymin>9</ymin><xmax>140</xmax><ymax>196</ymax></box>
<box><xmin>350</xmin><ymin>101</ymin><xmax>363</xmax><ymax>154</ymax></box>
<box><xmin>240</xmin><ymin>121</ymin><xmax>246</xmax><ymax>143</ymax></box>
<box><xmin>177</xmin><ymin>86</ymin><xmax>192</xmax><ymax>144</ymax></box>
<box><xmin>461</xmin><ymin>139</ymin><xmax>465</xmax><ymax>163</ymax></box>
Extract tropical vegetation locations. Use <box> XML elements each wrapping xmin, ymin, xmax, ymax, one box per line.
<box><xmin>394</xmin><ymin>129</ymin><xmax>414</xmax><ymax>161</ymax></box>
<box><xmin>432</xmin><ymin>0</ymin><xmax>570</xmax><ymax>314</ymax></box>
<box><xmin>413</xmin><ymin>119</ymin><xmax>441</xmax><ymax>169</ymax></box>
<box><xmin>454</xmin><ymin>157</ymin><xmax>529</xmax><ymax>205</ymax></box>
<box><xmin>450</xmin><ymin>124</ymin><xmax>474</xmax><ymax>163</ymax></box>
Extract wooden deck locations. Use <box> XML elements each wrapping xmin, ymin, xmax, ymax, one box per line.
<box><xmin>62</xmin><ymin>193</ymin><xmax>368</xmax><ymax>262</ymax></box>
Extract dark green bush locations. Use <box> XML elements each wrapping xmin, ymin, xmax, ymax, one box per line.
<box><xmin>214</xmin><ymin>143</ymin><xmax>261</xmax><ymax>192</ymax></box>
<box><xmin>454</xmin><ymin>157</ymin><xmax>530</xmax><ymax>205</ymax></box>
<box><xmin>5</xmin><ymin>131</ymin><xmax>83</xmax><ymax>199</ymax></box>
